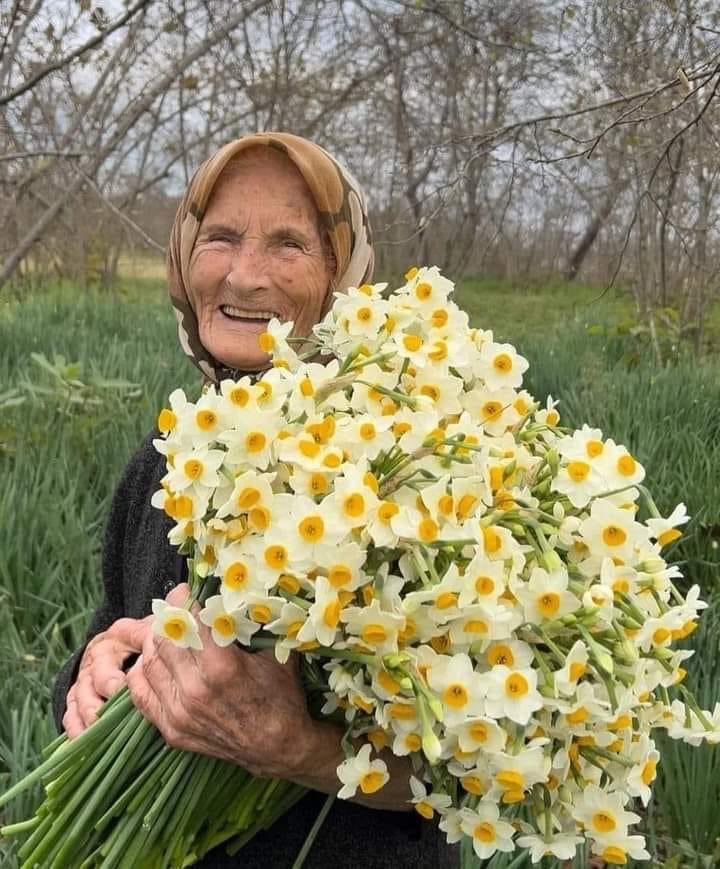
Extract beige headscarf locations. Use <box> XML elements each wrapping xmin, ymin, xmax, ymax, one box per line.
<box><xmin>167</xmin><ymin>132</ymin><xmax>374</xmax><ymax>382</ymax></box>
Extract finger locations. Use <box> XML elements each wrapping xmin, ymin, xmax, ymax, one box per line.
<box><xmin>105</xmin><ymin>616</ymin><xmax>150</xmax><ymax>652</ymax></box>
<box><xmin>73</xmin><ymin>671</ymin><xmax>105</xmax><ymax>730</ymax></box>
<box><xmin>63</xmin><ymin>691</ymin><xmax>86</xmax><ymax>739</ymax></box>
<box><xmin>165</xmin><ymin>582</ymin><xmax>191</xmax><ymax>606</ymax></box>
<box><xmin>126</xmin><ymin>654</ymin><xmax>167</xmax><ymax>730</ymax></box>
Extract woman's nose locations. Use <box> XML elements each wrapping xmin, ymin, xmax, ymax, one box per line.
<box><xmin>226</xmin><ymin>239</ymin><xmax>270</xmax><ymax>289</ymax></box>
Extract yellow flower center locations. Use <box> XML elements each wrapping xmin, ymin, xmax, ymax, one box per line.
<box><xmin>323</xmin><ymin>451</ymin><xmax>342</xmax><ymax>468</ymax></box>
<box><xmin>361</xmin><ymin>624</ymin><xmax>388</xmax><ymax>645</ymax></box>
<box><xmin>224</xmin><ymin>562</ymin><xmax>248</xmax><ymax>590</ymax></box>
<box><xmin>278</xmin><ymin>574</ymin><xmax>300</xmax><ymax>594</ymax></box>
<box><xmin>473</xmin><ymin>822</ymin><xmax>496</xmax><ymax>844</ymax></box>
<box><xmin>488</xmin><ymin>644</ymin><xmax>514</xmax><ymax>667</ymax></box>
<box><xmin>415</xmin><ymin>282</ymin><xmax>432</xmax><ymax>300</ymax></box>
<box><xmin>309</xmin><ymin>473</ymin><xmax>329</xmax><ymax>495</ymax></box>
<box><xmin>163</xmin><ymin>618</ymin><xmax>186</xmax><ymax>642</ymax></box>
<box><xmin>157</xmin><ymin>408</ymin><xmax>177</xmax><ymax>433</ymax></box>
<box><xmin>249</xmin><ymin>506</ymin><xmax>271</xmax><ymax>531</ymax></box>
<box><xmin>443</xmin><ymin>684</ymin><xmax>468</xmax><ymax>709</ymax></box>
<box><xmin>343</xmin><ymin>493</ymin><xmax>365</xmax><ymax>518</ymax></box>
<box><xmin>496</xmin><ymin>770</ymin><xmax>523</xmax><ymax>790</ymax></box>
<box><xmin>475</xmin><ymin>575</ymin><xmax>496</xmax><ymax>595</ymax></box>
<box><xmin>402</xmin><ymin>334</ymin><xmax>423</xmax><ymax>353</ymax></box>
<box><xmin>567</xmin><ymin>460</ymin><xmax>590</xmax><ymax>482</ymax></box>
<box><xmin>592</xmin><ymin>812</ymin><xmax>617</xmax><ymax>833</ymax></box>
<box><xmin>658</xmin><ymin>528</ymin><xmax>682</xmax><ymax>547</ymax></box>
<box><xmin>567</xmin><ymin>706</ymin><xmax>589</xmax><ymax>725</ymax></box>
<box><xmin>300</xmin><ymin>377</ymin><xmax>315</xmax><ymax>398</ymax></box>
<box><xmin>264</xmin><ymin>545</ymin><xmax>288</xmax><ymax>569</ymax></box>
<box><xmin>482</xmin><ymin>526</ymin><xmax>502</xmax><ymax>554</ymax></box>
<box><xmin>435</xmin><ymin>592</ymin><xmax>457</xmax><ymax>610</ymax></box>
<box><xmin>569</xmin><ymin>662</ymin><xmax>587</xmax><ymax>681</ymax></box>
<box><xmin>431</xmin><ymin>308</ymin><xmax>448</xmax><ymax>328</ymax></box>
<box><xmin>641</xmin><ymin>758</ymin><xmax>657</xmax><ymax>785</ymax></box>
<box><xmin>415</xmin><ymin>800</ymin><xmax>434</xmax><ymax>819</ymax></box>
<box><xmin>246</xmin><ymin>431</ymin><xmax>266</xmax><ymax>453</ymax></box>
<box><xmin>505</xmin><ymin>672</ymin><xmax>529</xmax><ymax>697</ymax></box>
<box><xmin>359</xmin><ymin>422</ymin><xmax>376</xmax><ymax>441</ymax></box>
<box><xmin>419</xmin><ymin>384</ymin><xmax>440</xmax><ymax>402</ymax></box>
<box><xmin>213</xmin><ymin>614</ymin><xmax>236</xmax><ymax>637</ymax></box>
<box><xmin>378</xmin><ymin>670</ymin><xmax>402</xmax><ymax>694</ymax></box>
<box><xmin>298</xmin><ymin>515</ymin><xmax>324</xmax><ymax>542</ymax></box>
<box><xmin>237</xmin><ymin>487</ymin><xmax>261</xmax><ymax>509</ymax></box>
<box><xmin>250</xmin><ymin>605</ymin><xmax>272</xmax><ymax>624</ymax></box>
<box><xmin>493</xmin><ymin>353</ymin><xmax>513</xmax><ymax>372</ymax></box>
<box><xmin>617</xmin><ymin>454</ymin><xmax>636</xmax><ymax>476</ymax></box>
<box><xmin>419</xmin><ymin>517</ymin><xmax>438</xmax><ymax>543</ymax></box>
<box><xmin>538</xmin><ymin>592</ymin><xmax>561</xmax><ymax>617</ymax></box>
<box><xmin>357</xmin><ymin>306</ymin><xmax>372</xmax><ymax>322</ymax></box>
<box><xmin>183</xmin><ymin>458</ymin><xmax>203</xmax><ymax>480</ymax></box>
<box><xmin>456</xmin><ymin>494</ymin><xmax>477</xmax><ymax>519</ymax></box>
<box><xmin>196</xmin><ymin>410</ymin><xmax>217</xmax><ymax>431</ymax></box>
<box><xmin>481</xmin><ymin>401</ymin><xmax>503</xmax><ymax>421</ymax></box>
<box><xmin>463</xmin><ymin>619</ymin><xmax>488</xmax><ymax>634</ymax></box>
<box><xmin>359</xmin><ymin>771</ymin><xmax>386</xmax><ymax>794</ymax></box>
<box><xmin>299</xmin><ymin>439</ymin><xmax>321</xmax><ymax>458</ymax></box>
<box><xmin>258</xmin><ymin>332</ymin><xmax>275</xmax><ymax>353</ymax></box>
<box><xmin>468</xmin><ymin>722</ymin><xmax>489</xmax><ymax>744</ymax></box>
<box><xmin>462</xmin><ymin>776</ymin><xmax>485</xmax><ymax>795</ymax></box>
<box><xmin>389</xmin><ymin>703</ymin><xmax>416</xmax><ymax>721</ymax></box>
<box><xmin>323</xmin><ymin>599</ymin><xmax>341</xmax><ymax>629</ymax></box>
<box><xmin>602</xmin><ymin>524</ymin><xmax>627</xmax><ymax>546</ymax></box>
<box><xmin>328</xmin><ymin>565</ymin><xmax>353</xmax><ymax>588</ymax></box>
<box><xmin>428</xmin><ymin>340</ymin><xmax>448</xmax><ymax>361</ymax></box>
<box><xmin>602</xmin><ymin>847</ymin><xmax>627</xmax><ymax>866</ymax></box>
<box><xmin>173</xmin><ymin>495</ymin><xmax>193</xmax><ymax>519</ymax></box>
<box><xmin>586</xmin><ymin>439</ymin><xmax>603</xmax><ymax>457</ymax></box>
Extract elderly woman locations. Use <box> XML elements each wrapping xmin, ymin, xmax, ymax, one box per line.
<box><xmin>53</xmin><ymin>133</ymin><xmax>457</xmax><ymax>869</ymax></box>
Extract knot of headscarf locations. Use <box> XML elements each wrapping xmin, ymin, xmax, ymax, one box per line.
<box><xmin>166</xmin><ymin>132</ymin><xmax>375</xmax><ymax>382</ymax></box>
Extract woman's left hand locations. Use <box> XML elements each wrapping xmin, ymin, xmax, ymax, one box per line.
<box><xmin>126</xmin><ymin>584</ymin><xmax>323</xmax><ymax>779</ymax></box>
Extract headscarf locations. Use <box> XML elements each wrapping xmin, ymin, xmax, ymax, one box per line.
<box><xmin>167</xmin><ymin>132</ymin><xmax>375</xmax><ymax>382</ymax></box>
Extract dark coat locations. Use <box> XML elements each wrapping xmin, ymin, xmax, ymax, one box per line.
<box><xmin>53</xmin><ymin>433</ymin><xmax>458</xmax><ymax>869</ymax></box>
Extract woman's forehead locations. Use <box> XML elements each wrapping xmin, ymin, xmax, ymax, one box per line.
<box><xmin>205</xmin><ymin>148</ymin><xmax>319</xmax><ymax>224</ymax></box>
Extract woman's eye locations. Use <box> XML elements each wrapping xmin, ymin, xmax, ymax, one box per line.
<box><xmin>282</xmin><ymin>238</ymin><xmax>302</xmax><ymax>250</ymax></box>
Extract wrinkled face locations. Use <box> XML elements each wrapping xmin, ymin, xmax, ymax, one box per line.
<box><xmin>189</xmin><ymin>147</ymin><xmax>334</xmax><ymax>371</ymax></box>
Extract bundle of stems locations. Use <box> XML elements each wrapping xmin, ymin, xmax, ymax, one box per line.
<box><xmin>0</xmin><ymin>688</ymin><xmax>306</xmax><ymax>869</ymax></box>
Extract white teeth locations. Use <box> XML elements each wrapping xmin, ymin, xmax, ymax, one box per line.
<box><xmin>221</xmin><ymin>306</ymin><xmax>279</xmax><ymax>320</ymax></box>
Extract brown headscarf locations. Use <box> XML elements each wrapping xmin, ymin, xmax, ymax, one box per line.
<box><xmin>167</xmin><ymin>132</ymin><xmax>375</xmax><ymax>382</ymax></box>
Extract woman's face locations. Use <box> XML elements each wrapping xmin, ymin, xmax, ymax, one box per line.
<box><xmin>188</xmin><ymin>148</ymin><xmax>334</xmax><ymax>371</ymax></box>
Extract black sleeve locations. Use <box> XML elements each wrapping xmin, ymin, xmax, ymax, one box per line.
<box><xmin>51</xmin><ymin>433</ymin><xmax>161</xmax><ymax>732</ymax></box>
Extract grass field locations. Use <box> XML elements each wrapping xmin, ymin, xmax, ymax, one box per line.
<box><xmin>1</xmin><ymin>272</ymin><xmax>719</xmax><ymax>866</ymax></box>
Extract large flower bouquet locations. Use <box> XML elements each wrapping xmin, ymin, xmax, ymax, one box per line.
<box><xmin>2</xmin><ymin>267</ymin><xmax>718</xmax><ymax>868</ymax></box>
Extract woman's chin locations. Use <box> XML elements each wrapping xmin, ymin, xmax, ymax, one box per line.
<box><xmin>203</xmin><ymin>322</ymin><xmax>273</xmax><ymax>371</ymax></box>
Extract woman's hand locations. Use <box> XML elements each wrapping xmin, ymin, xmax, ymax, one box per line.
<box><xmin>125</xmin><ymin>584</ymin><xmax>323</xmax><ymax>779</ymax></box>
<box><xmin>63</xmin><ymin>616</ymin><xmax>150</xmax><ymax>738</ymax></box>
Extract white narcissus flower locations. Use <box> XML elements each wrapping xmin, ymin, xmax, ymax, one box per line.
<box><xmin>516</xmin><ymin>830</ymin><xmax>584</xmax><ymax>862</ymax></box>
<box><xmin>484</xmin><ymin>665</ymin><xmax>544</xmax><ymax>725</ymax></box>
<box><xmin>297</xmin><ymin>577</ymin><xmax>343</xmax><ymax>648</ymax></box>
<box><xmin>199</xmin><ymin>595</ymin><xmax>260</xmax><ymax>647</ymax></box>
<box><xmin>151</xmin><ymin>599</ymin><xmax>202</xmax><ymax>650</ymax></box>
<box><xmin>458</xmin><ymin>801</ymin><xmax>515</xmax><ymax>860</ymax></box>
<box><xmin>427</xmin><ymin>653</ymin><xmax>487</xmax><ymax>726</ymax></box>
<box><xmin>596</xmin><ymin>439</ymin><xmax>646</xmax><ymax>489</ymax></box>
<box><xmin>341</xmin><ymin>599</ymin><xmax>405</xmax><ymax>655</ymax></box>
<box><xmin>512</xmin><ymin>566</ymin><xmax>581</xmax><ymax>624</ymax></box>
<box><xmin>553</xmin><ymin>640</ymin><xmax>590</xmax><ymax>697</ymax></box>
<box><xmin>646</xmin><ymin>502</ymin><xmax>690</xmax><ymax>548</ymax></box>
<box><xmin>475</xmin><ymin>341</ymin><xmax>529</xmax><ymax>391</ymax></box>
<box><xmin>589</xmin><ymin>833</ymin><xmax>650</xmax><ymax>865</ymax></box>
<box><xmin>408</xmin><ymin>776</ymin><xmax>452</xmax><ymax>819</ymax></box>
<box><xmin>166</xmin><ymin>447</ymin><xmax>225</xmax><ymax>495</ymax></box>
<box><xmin>578</xmin><ymin>498</ymin><xmax>650</xmax><ymax>562</ymax></box>
<box><xmin>572</xmin><ymin>784</ymin><xmax>641</xmax><ymax>841</ymax></box>
<box><xmin>551</xmin><ymin>457</ymin><xmax>609</xmax><ymax>508</ymax></box>
<box><xmin>336</xmin><ymin>744</ymin><xmax>389</xmax><ymax>800</ymax></box>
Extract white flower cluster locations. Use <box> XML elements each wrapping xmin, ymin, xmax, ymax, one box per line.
<box><xmin>152</xmin><ymin>266</ymin><xmax>718</xmax><ymax>866</ymax></box>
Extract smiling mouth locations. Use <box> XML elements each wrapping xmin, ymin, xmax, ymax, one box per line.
<box><xmin>220</xmin><ymin>305</ymin><xmax>281</xmax><ymax>323</ymax></box>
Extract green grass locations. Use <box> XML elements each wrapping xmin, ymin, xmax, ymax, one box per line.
<box><xmin>0</xmin><ymin>277</ymin><xmax>719</xmax><ymax>866</ymax></box>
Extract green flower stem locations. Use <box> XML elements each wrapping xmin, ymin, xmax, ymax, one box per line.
<box><xmin>21</xmin><ymin>709</ymin><xmax>142</xmax><ymax>868</ymax></box>
<box><xmin>0</xmin><ymin>690</ymin><xmax>133</xmax><ymax>810</ymax></box>
<box><xmin>95</xmin><ymin>739</ymin><xmax>171</xmax><ymax>832</ymax></box>
<box><xmin>291</xmin><ymin>793</ymin><xmax>336</xmax><ymax>869</ymax></box>
<box><xmin>168</xmin><ymin>758</ymin><xmax>217</xmax><ymax>863</ymax></box>
<box><xmin>0</xmin><ymin>817</ymin><xmax>41</xmax><ymax>837</ymax></box>
<box><xmin>141</xmin><ymin>749</ymin><xmax>189</xmax><ymax>829</ymax></box>
<box><xmin>581</xmin><ymin>745</ymin><xmax>634</xmax><ymax>768</ymax></box>
<box><xmin>679</xmin><ymin>687</ymin><xmax>715</xmax><ymax>731</ymax></box>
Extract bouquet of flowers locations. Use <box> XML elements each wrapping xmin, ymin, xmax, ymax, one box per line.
<box><xmin>2</xmin><ymin>266</ymin><xmax>718</xmax><ymax>868</ymax></box>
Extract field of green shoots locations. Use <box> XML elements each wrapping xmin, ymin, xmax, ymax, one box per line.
<box><xmin>1</xmin><ymin>276</ymin><xmax>719</xmax><ymax>867</ymax></box>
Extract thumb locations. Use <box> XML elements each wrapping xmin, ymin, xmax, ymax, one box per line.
<box><xmin>165</xmin><ymin>582</ymin><xmax>192</xmax><ymax>607</ymax></box>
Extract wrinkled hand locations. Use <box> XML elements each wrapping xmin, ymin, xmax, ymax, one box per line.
<box><xmin>126</xmin><ymin>584</ymin><xmax>322</xmax><ymax>779</ymax></box>
<box><xmin>64</xmin><ymin>616</ymin><xmax>150</xmax><ymax>738</ymax></box>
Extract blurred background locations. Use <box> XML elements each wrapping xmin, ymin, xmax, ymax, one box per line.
<box><xmin>1</xmin><ymin>2</ymin><xmax>720</xmax><ymax>866</ymax></box>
